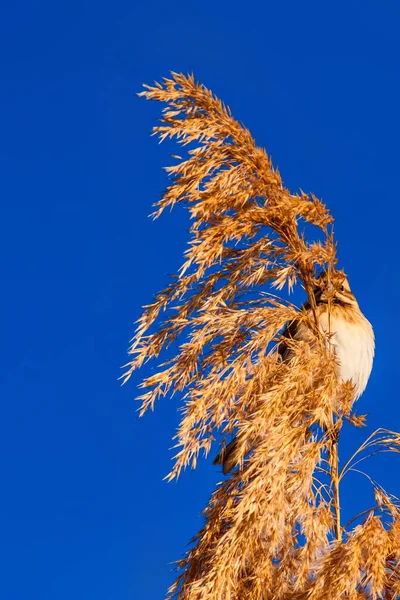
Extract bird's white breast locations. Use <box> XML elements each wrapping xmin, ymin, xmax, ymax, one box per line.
<box><xmin>318</xmin><ymin>311</ymin><xmax>375</xmax><ymax>400</ymax></box>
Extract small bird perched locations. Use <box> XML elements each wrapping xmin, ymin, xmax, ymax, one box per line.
<box><xmin>213</xmin><ymin>270</ymin><xmax>375</xmax><ymax>474</ymax></box>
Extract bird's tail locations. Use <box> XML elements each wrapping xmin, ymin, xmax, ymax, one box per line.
<box><xmin>213</xmin><ymin>437</ymin><xmax>240</xmax><ymax>475</ymax></box>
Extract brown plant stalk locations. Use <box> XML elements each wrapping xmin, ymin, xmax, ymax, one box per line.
<box><xmin>124</xmin><ymin>73</ymin><xmax>400</xmax><ymax>599</ymax></box>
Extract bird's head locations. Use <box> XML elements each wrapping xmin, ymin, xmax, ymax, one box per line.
<box><xmin>314</xmin><ymin>270</ymin><xmax>359</xmax><ymax>308</ymax></box>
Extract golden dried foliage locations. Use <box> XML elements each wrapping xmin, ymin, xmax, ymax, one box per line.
<box><xmin>124</xmin><ymin>73</ymin><xmax>400</xmax><ymax>599</ymax></box>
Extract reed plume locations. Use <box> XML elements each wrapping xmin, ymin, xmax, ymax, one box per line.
<box><xmin>124</xmin><ymin>73</ymin><xmax>400</xmax><ymax>599</ymax></box>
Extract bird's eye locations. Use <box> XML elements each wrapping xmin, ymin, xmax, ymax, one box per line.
<box><xmin>340</xmin><ymin>285</ymin><xmax>345</xmax><ymax>292</ymax></box>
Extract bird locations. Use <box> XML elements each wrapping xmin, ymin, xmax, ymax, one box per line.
<box><xmin>213</xmin><ymin>270</ymin><xmax>375</xmax><ymax>474</ymax></box>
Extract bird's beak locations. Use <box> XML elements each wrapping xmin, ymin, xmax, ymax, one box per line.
<box><xmin>313</xmin><ymin>286</ymin><xmax>323</xmax><ymax>303</ymax></box>
<box><xmin>314</xmin><ymin>282</ymin><xmax>334</xmax><ymax>304</ymax></box>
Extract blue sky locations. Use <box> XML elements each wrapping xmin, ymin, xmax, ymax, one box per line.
<box><xmin>1</xmin><ymin>1</ymin><xmax>400</xmax><ymax>598</ymax></box>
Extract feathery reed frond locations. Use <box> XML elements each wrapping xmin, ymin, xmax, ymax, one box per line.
<box><xmin>125</xmin><ymin>73</ymin><xmax>399</xmax><ymax>599</ymax></box>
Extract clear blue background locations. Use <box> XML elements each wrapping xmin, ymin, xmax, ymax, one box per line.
<box><xmin>1</xmin><ymin>1</ymin><xmax>399</xmax><ymax>598</ymax></box>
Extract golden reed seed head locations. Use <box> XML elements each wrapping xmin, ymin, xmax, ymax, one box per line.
<box><xmin>125</xmin><ymin>73</ymin><xmax>399</xmax><ymax>600</ymax></box>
